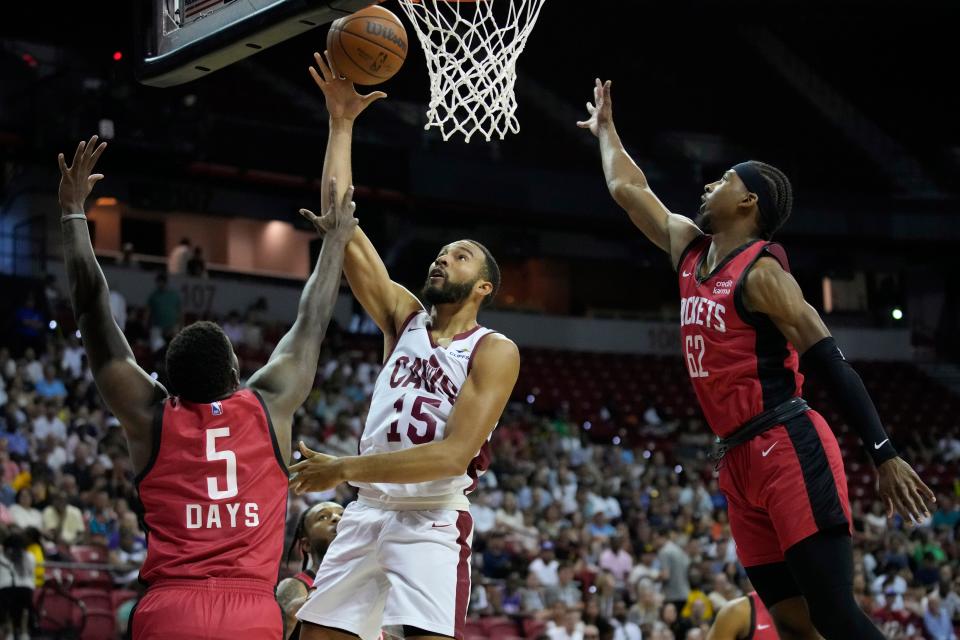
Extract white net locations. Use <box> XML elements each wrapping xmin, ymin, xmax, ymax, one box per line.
<box><xmin>396</xmin><ymin>0</ymin><xmax>547</xmax><ymax>142</ymax></box>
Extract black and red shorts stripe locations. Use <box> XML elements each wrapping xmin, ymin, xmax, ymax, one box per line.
<box><xmin>719</xmin><ymin>409</ymin><xmax>852</xmax><ymax>567</ymax></box>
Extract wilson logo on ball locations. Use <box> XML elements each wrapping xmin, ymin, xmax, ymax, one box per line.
<box><xmin>366</xmin><ymin>23</ymin><xmax>407</xmax><ymax>53</ymax></box>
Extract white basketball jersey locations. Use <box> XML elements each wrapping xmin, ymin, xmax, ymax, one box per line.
<box><xmin>353</xmin><ymin>310</ymin><xmax>499</xmax><ymax>503</ymax></box>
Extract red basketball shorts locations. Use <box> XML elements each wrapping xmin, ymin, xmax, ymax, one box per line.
<box><xmin>131</xmin><ymin>577</ymin><xmax>282</xmax><ymax>640</ymax></box>
<box><xmin>718</xmin><ymin>409</ymin><xmax>852</xmax><ymax>567</ymax></box>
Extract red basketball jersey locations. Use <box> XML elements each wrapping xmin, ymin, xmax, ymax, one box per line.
<box><xmin>677</xmin><ymin>237</ymin><xmax>803</xmax><ymax>438</ymax></box>
<box><xmin>748</xmin><ymin>591</ymin><xmax>779</xmax><ymax>639</ymax></box>
<box><xmin>136</xmin><ymin>388</ymin><xmax>288</xmax><ymax>585</ymax></box>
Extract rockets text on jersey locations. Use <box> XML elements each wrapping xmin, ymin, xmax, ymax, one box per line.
<box><xmin>677</xmin><ymin>236</ymin><xmax>803</xmax><ymax>438</ymax></box>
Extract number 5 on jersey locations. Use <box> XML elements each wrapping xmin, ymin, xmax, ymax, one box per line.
<box><xmin>206</xmin><ymin>427</ymin><xmax>238</xmax><ymax>500</ymax></box>
<box><xmin>387</xmin><ymin>396</ymin><xmax>442</xmax><ymax>444</ymax></box>
<box><xmin>685</xmin><ymin>334</ymin><xmax>709</xmax><ymax>378</ymax></box>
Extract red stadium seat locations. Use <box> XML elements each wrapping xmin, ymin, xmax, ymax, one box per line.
<box><xmin>522</xmin><ymin>618</ymin><xmax>547</xmax><ymax>638</ymax></box>
<box><xmin>80</xmin><ymin>608</ymin><xmax>117</xmax><ymax>640</ymax></box>
<box><xmin>480</xmin><ymin>617</ymin><xmax>517</xmax><ymax>634</ymax></box>
<box><xmin>71</xmin><ymin>545</ymin><xmax>110</xmax><ymax>563</ymax></box>
<box><xmin>73</xmin><ymin>587</ymin><xmax>114</xmax><ymax>613</ymax></box>
<box><xmin>36</xmin><ymin>583</ymin><xmax>85</xmax><ymax>635</ymax></box>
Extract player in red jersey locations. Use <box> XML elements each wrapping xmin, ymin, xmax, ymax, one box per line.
<box><xmin>708</xmin><ymin>592</ymin><xmax>779</xmax><ymax>640</ymax></box>
<box><xmin>579</xmin><ymin>81</ymin><xmax>934</xmax><ymax>639</ymax></box>
<box><xmin>57</xmin><ymin>136</ymin><xmax>356</xmax><ymax>640</ymax></box>
<box><xmin>277</xmin><ymin>502</ymin><xmax>344</xmax><ymax>640</ymax></box>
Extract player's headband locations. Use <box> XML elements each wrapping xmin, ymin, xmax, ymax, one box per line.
<box><xmin>731</xmin><ymin>161</ymin><xmax>776</xmax><ymax>228</ymax></box>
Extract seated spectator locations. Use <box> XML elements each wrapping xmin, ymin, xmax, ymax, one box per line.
<box><xmin>530</xmin><ymin>539</ymin><xmax>560</xmax><ymax>587</ymax></box>
<box><xmin>9</xmin><ymin>488</ymin><xmax>43</xmax><ymax>530</ymax></box>
<box><xmin>587</xmin><ymin>511</ymin><xmax>616</xmax><ymax>540</ymax></box>
<box><xmin>923</xmin><ymin>592</ymin><xmax>956</xmax><ymax>640</ymax></box>
<box><xmin>87</xmin><ymin>490</ymin><xmax>118</xmax><ymax>547</ymax></box>
<box><xmin>33</xmin><ymin>400</ymin><xmax>67</xmax><ymax>443</ymax></box>
<box><xmin>547</xmin><ymin>605</ymin><xmax>585</xmax><ymax>640</ymax></box>
<box><xmin>546</xmin><ymin>561</ymin><xmax>583</xmax><ymax>609</ymax></box>
<box><xmin>599</xmin><ymin>535</ymin><xmax>634</xmax><ymax>588</ymax></box>
<box><xmin>481</xmin><ymin>532</ymin><xmax>513</xmax><ymax>580</ymax></box>
<box><xmin>42</xmin><ymin>490</ymin><xmax>85</xmax><ymax>545</ymax></box>
<box><xmin>520</xmin><ymin>571</ymin><xmax>547</xmax><ymax>616</ymax></box>
<box><xmin>34</xmin><ymin>365</ymin><xmax>67</xmax><ymax>401</ymax></box>
<box><xmin>611</xmin><ymin>598</ymin><xmax>642</xmax><ymax>640</ymax></box>
<box><xmin>470</xmin><ymin>493</ymin><xmax>497</xmax><ymax>535</ymax></box>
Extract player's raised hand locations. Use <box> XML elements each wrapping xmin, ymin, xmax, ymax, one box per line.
<box><xmin>576</xmin><ymin>78</ymin><xmax>613</xmax><ymax>137</ymax></box>
<box><xmin>288</xmin><ymin>441</ymin><xmax>344</xmax><ymax>494</ymax></box>
<box><xmin>57</xmin><ymin>135</ymin><xmax>107</xmax><ymax>214</ymax></box>
<box><xmin>877</xmin><ymin>456</ymin><xmax>936</xmax><ymax>526</ymax></box>
<box><xmin>309</xmin><ymin>50</ymin><xmax>387</xmax><ymax>121</ymax></box>
<box><xmin>299</xmin><ymin>178</ymin><xmax>359</xmax><ymax>240</ymax></box>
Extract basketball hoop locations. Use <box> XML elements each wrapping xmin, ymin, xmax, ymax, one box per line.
<box><xmin>395</xmin><ymin>0</ymin><xmax>547</xmax><ymax>142</ymax></box>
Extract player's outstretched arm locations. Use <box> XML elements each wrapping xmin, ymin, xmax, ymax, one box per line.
<box><xmin>58</xmin><ymin>137</ymin><xmax>167</xmax><ymax>472</ymax></box>
<box><xmin>288</xmin><ymin>335</ymin><xmax>520</xmax><ymax>492</ymax></box>
<box><xmin>706</xmin><ymin>597</ymin><xmax>750</xmax><ymax>640</ymax></box>
<box><xmin>578</xmin><ymin>78</ymin><xmax>701</xmax><ymax>268</ymax></box>
<box><xmin>744</xmin><ymin>256</ymin><xmax>935</xmax><ymax>525</ymax></box>
<box><xmin>247</xmin><ymin>180</ymin><xmax>356</xmax><ymax>458</ymax></box>
<box><xmin>310</xmin><ymin>51</ymin><xmax>421</xmax><ymax>340</ymax></box>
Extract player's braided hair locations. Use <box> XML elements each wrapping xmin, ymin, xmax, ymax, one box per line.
<box><xmin>286</xmin><ymin>509</ymin><xmax>310</xmax><ymax>571</ymax></box>
<box><xmin>751</xmin><ymin>161</ymin><xmax>794</xmax><ymax>239</ymax></box>
<box><xmin>165</xmin><ymin>321</ymin><xmax>235</xmax><ymax>403</ymax></box>
<box><xmin>464</xmin><ymin>239</ymin><xmax>500</xmax><ymax>307</ymax></box>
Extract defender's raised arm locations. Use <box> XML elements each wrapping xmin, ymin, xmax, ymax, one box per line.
<box><xmin>579</xmin><ymin>78</ymin><xmax>701</xmax><ymax>268</ymax></box>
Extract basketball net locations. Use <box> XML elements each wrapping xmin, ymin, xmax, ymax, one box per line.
<box><xmin>396</xmin><ymin>0</ymin><xmax>547</xmax><ymax>142</ymax></box>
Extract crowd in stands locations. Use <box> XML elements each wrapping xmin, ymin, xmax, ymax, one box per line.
<box><xmin>1</xmin><ymin>275</ymin><xmax>959</xmax><ymax>639</ymax></box>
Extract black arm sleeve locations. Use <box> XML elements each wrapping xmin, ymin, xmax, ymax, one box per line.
<box><xmin>800</xmin><ymin>337</ymin><xmax>897</xmax><ymax>467</ymax></box>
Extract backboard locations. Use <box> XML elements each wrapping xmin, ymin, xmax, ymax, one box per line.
<box><xmin>138</xmin><ymin>0</ymin><xmax>375</xmax><ymax>87</ymax></box>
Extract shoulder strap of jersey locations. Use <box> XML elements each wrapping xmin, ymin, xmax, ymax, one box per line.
<box><xmin>675</xmin><ymin>234</ymin><xmax>710</xmax><ymax>272</ymax></box>
<box><xmin>762</xmin><ymin>242</ymin><xmax>791</xmax><ymax>273</ymax></box>
<box><xmin>133</xmin><ymin>400</ymin><xmax>166</xmax><ymax>487</ymax></box>
<box><xmin>732</xmin><ymin>242</ymin><xmax>792</xmax><ymax>327</ymax></box>
<box><xmin>249</xmin><ymin>388</ymin><xmax>290</xmax><ymax>477</ymax></box>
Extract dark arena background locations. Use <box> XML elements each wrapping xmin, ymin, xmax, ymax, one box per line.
<box><xmin>1</xmin><ymin>0</ymin><xmax>959</xmax><ymax>638</ymax></box>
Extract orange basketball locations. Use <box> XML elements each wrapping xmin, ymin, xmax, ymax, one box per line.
<box><xmin>327</xmin><ymin>4</ymin><xmax>408</xmax><ymax>86</ymax></box>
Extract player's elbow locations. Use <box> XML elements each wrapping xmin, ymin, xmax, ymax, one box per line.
<box><xmin>607</xmin><ymin>178</ymin><xmax>646</xmax><ymax>203</ymax></box>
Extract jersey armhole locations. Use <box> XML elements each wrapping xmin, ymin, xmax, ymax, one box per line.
<box><xmin>251</xmin><ymin>389</ymin><xmax>290</xmax><ymax>477</ymax></box>
<box><xmin>133</xmin><ymin>401</ymin><xmax>165</xmax><ymax>487</ymax></box>
<box><xmin>467</xmin><ymin>331</ymin><xmax>501</xmax><ymax>375</ymax></box>
<box><xmin>384</xmin><ymin>309</ymin><xmax>424</xmax><ymax>363</ymax></box>
<box><xmin>734</xmin><ymin>243</ymin><xmax>787</xmax><ymax>328</ymax></box>
<box><xmin>675</xmin><ymin>234</ymin><xmax>707</xmax><ymax>272</ymax></box>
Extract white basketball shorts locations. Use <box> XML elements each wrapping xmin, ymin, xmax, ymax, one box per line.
<box><xmin>296</xmin><ymin>500</ymin><xmax>474</xmax><ymax>640</ymax></box>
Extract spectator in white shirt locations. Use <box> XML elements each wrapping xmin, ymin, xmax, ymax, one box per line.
<box><xmin>529</xmin><ymin>540</ymin><xmax>560</xmax><ymax>588</ymax></box>
<box><xmin>547</xmin><ymin>606</ymin><xmax>584</xmax><ymax>640</ymax></box>
<box><xmin>33</xmin><ymin>401</ymin><xmax>67</xmax><ymax>443</ymax></box>
<box><xmin>61</xmin><ymin>334</ymin><xmax>85</xmax><ymax>379</ymax></box>
<box><xmin>9</xmin><ymin>489</ymin><xmax>43</xmax><ymax>531</ymax></box>
<box><xmin>611</xmin><ymin>599</ymin><xmax>642</xmax><ymax>640</ymax></box>
<box><xmin>470</xmin><ymin>493</ymin><xmax>497</xmax><ymax>535</ymax></box>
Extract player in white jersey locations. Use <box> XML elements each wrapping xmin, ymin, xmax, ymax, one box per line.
<box><xmin>289</xmin><ymin>52</ymin><xmax>521</xmax><ymax>640</ymax></box>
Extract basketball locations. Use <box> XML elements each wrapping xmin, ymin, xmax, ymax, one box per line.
<box><xmin>327</xmin><ymin>5</ymin><xmax>407</xmax><ymax>86</ymax></box>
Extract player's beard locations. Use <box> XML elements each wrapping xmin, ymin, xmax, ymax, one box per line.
<box><xmin>422</xmin><ymin>276</ymin><xmax>476</xmax><ymax>306</ymax></box>
<box><xmin>695</xmin><ymin>208</ymin><xmax>714</xmax><ymax>234</ymax></box>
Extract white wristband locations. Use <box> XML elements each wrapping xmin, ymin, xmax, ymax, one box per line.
<box><xmin>60</xmin><ymin>213</ymin><xmax>88</xmax><ymax>222</ymax></box>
